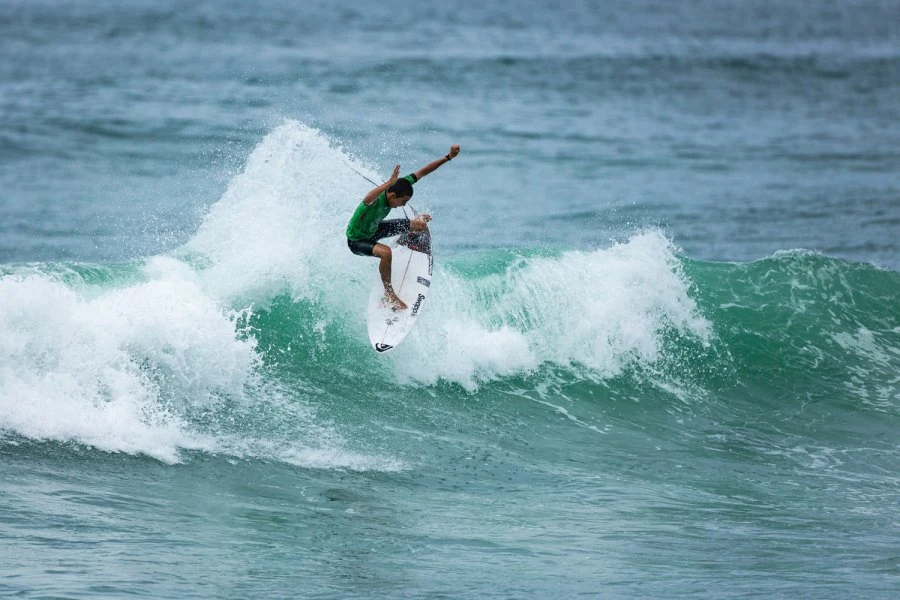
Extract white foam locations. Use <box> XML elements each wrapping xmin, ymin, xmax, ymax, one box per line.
<box><xmin>0</xmin><ymin>272</ymin><xmax>229</xmax><ymax>463</ymax></box>
<box><xmin>392</xmin><ymin>231</ymin><xmax>711</xmax><ymax>389</ymax></box>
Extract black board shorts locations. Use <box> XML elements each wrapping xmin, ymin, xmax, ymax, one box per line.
<box><xmin>347</xmin><ymin>218</ymin><xmax>410</xmax><ymax>257</ymax></box>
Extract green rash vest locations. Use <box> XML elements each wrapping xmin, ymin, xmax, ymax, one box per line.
<box><xmin>345</xmin><ymin>174</ymin><xmax>417</xmax><ymax>241</ymax></box>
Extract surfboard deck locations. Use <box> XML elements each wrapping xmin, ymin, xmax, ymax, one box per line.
<box><xmin>366</xmin><ymin>227</ymin><xmax>433</xmax><ymax>353</ymax></box>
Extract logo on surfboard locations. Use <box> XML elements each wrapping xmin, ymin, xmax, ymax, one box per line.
<box><xmin>411</xmin><ymin>293</ymin><xmax>426</xmax><ymax>317</ymax></box>
<box><xmin>375</xmin><ymin>343</ymin><xmax>393</xmax><ymax>353</ymax></box>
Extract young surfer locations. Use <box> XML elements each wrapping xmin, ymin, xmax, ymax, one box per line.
<box><xmin>346</xmin><ymin>145</ymin><xmax>460</xmax><ymax>309</ymax></box>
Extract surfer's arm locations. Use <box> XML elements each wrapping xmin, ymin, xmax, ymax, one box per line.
<box><xmin>363</xmin><ymin>165</ymin><xmax>401</xmax><ymax>205</ymax></box>
<box><xmin>413</xmin><ymin>145</ymin><xmax>460</xmax><ymax>180</ymax></box>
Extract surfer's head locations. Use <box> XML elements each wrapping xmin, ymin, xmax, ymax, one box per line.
<box><xmin>386</xmin><ymin>178</ymin><xmax>414</xmax><ymax>207</ymax></box>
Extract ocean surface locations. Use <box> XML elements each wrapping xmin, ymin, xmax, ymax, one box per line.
<box><xmin>2</xmin><ymin>0</ymin><xmax>899</xmax><ymax>598</ymax></box>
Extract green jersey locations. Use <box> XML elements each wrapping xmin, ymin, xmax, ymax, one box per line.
<box><xmin>346</xmin><ymin>174</ymin><xmax>417</xmax><ymax>241</ymax></box>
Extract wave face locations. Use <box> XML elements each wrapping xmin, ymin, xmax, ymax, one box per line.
<box><xmin>686</xmin><ymin>251</ymin><xmax>900</xmax><ymax>414</ymax></box>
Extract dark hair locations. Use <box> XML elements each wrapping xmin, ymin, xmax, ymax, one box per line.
<box><xmin>388</xmin><ymin>178</ymin><xmax>414</xmax><ymax>198</ymax></box>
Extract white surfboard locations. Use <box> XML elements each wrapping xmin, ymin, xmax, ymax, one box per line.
<box><xmin>366</xmin><ymin>225</ymin><xmax>433</xmax><ymax>353</ymax></box>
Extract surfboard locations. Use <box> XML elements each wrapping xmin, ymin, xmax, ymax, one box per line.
<box><xmin>366</xmin><ymin>224</ymin><xmax>433</xmax><ymax>353</ymax></box>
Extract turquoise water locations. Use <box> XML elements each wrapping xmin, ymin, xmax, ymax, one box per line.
<box><xmin>2</xmin><ymin>1</ymin><xmax>899</xmax><ymax>598</ymax></box>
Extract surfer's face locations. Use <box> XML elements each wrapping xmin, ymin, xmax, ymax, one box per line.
<box><xmin>387</xmin><ymin>193</ymin><xmax>412</xmax><ymax>208</ymax></box>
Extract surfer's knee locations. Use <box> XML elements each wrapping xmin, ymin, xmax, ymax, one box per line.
<box><xmin>374</xmin><ymin>244</ymin><xmax>392</xmax><ymax>261</ymax></box>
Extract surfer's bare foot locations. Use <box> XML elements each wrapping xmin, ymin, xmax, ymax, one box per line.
<box><xmin>384</xmin><ymin>292</ymin><xmax>407</xmax><ymax>310</ymax></box>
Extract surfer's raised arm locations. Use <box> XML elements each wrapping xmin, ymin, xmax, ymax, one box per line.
<box><xmin>413</xmin><ymin>145</ymin><xmax>460</xmax><ymax>181</ymax></box>
<box><xmin>363</xmin><ymin>165</ymin><xmax>401</xmax><ymax>205</ymax></box>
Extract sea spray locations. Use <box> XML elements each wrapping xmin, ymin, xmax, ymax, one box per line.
<box><xmin>182</xmin><ymin>121</ymin><xmax>379</xmax><ymax>306</ymax></box>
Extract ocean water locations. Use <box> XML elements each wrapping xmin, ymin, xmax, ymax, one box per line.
<box><xmin>1</xmin><ymin>0</ymin><xmax>899</xmax><ymax>598</ymax></box>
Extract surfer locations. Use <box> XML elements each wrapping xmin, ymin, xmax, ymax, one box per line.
<box><xmin>346</xmin><ymin>145</ymin><xmax>460</xmax><ymax>310</ymax></box>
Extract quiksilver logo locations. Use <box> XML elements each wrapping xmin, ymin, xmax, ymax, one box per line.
<box><xmin>375</xmin><ymin>343</ymin><xmax>393</xmax><ymax>353</ymax></box>
<box><xmin>411</xmin><ymin>293</ymin><xmax>426</xmax><ymax>316</ymax></box>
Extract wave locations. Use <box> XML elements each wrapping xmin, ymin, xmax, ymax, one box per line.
<box><xmin>685</xmin><ymin>250</ymin><xmax>900</xmax><ymax>413</ymax></box>
<box><xmin>2</xmin><ymin>122</ymin><xmax>897</xmax><ymax>466</ymax></box>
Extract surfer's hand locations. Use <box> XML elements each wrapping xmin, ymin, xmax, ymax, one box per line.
<box><xmin>448</xmin><ymin>145</ymin><xmax>460</xmax><ymax>159</ymax></box>
<box><xmin>411</xmin><ymin>215</ymin><xmax>431</xmax><ymax>231</ymax></box>
<box><xmin>388</xmin><ymin>165</ymin><xmax>400</xmax><ymax>184</ymax></box>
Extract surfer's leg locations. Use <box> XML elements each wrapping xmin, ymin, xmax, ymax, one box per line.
<box><xmin>372</xmin><ymin>243</ymin><xmax>408</xmax><ymax>310</ymax></box>
<box><xmin>347</xmin><ymin>238</ymin><xmax>376</xmax><ymax>256</ymax></box>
